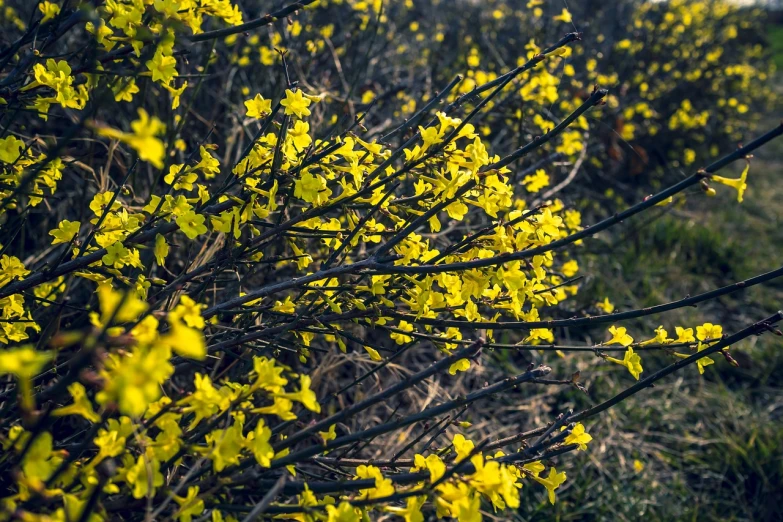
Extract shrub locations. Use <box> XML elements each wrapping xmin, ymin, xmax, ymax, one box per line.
<box><xmin>0</xmin><ymin>0</ymin><xmax>780</xmax><ymax>520</ymax></box>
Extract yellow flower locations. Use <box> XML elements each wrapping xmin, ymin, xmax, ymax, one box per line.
<box><xmin>94</xmin><ymin>423</ymin><xmax>127</xmax><ymax>461</ymax></box>
<box><xmin>711</xmin><ymin>163</ymin><xmax>749</xmax><ymax>203</ymax></box>
<box><xmin>419</xmin><ymin>125</ymin><xmax>443</xmax><ymax>147</ymax></box>
<box><xmin>96</xmin><ymin>109</ymin><xmax>166</xmax><ymax>168</ymax></box>
<box><xmin>271</xmin><ymin>295</ymin><xmax>295</xmax><ymax>314</ymax></box>
<box><xmin>467</xmin><ymin>454</ymin><xmax>520</xmax><ymax>510</ymax></box>
<box><xmin>281</xmin><ymin>89</ymin><xmax>312</xmax><ymax>118</ymax></box>
<box><xmin>363</xmin><ymin>345</ymin><xmax>383</xmax><ymax>361</ymax></box>
<box><xmin>162</xmin><ymin>320</ymin><xmax>207</xmax><ymax>360</ymax></box>
<box><xmin>355</xmin><ymin>464</ymin><xmax>395</xmax><ymax>498</ymax></box>
<box><xmin>674</xmin><ymin>326</ymin><xmax>695</xmax><ymax>343</ymax></box>
<box><xmin>176</xmin><ymin>210</ymin><xmax>208</xmax><ymax>239</ymax></box>
<box><xmin>325</xmin><ymin>502</ymin><xmax>362</xmax><ymax>522</ymax></box>
<box><xmin>97</xmin><ymin>345</ymin><xmax>173</xmax><ymax>417</ymax></box>
<box><xmin>204</xmin><ymin>424</ymin><xmax>244</xmax><ymax>471</ymax></box>
<box><xmin>390</xmin><ymin>320</ymin><xmax>414</xmax><ymax>345</ymax></box>
<box><xmin>52</xmin><ymin>383</ymin><xmax>101</xmax><ymax>423</ymax></box>
<box><xmin>173</xmin><ymin>486</ymin><xmax>204</xmax><ymax>522</ymax></box>
<box><xmin>562</xmin><ymin>422</ymin><xmax>592</xmax><ymax>450</ymax></box>
<box><xmin>562</xmin><ymin>259</ymin><xmax>578</xmax><ymax>277</ymax></box>
<box><xmin>248</xmin><ymin>420</ymin><xmax>274</xmax><ymax>467</ymax></box>
<box><xmin>467</xmin><ymin>48</ymin><xmax>480</xmax><ymax>67</ymax></box>
<box><xmin>596</xmin><ymin>297</ymin><xmax>615</xmax><ymax>313</ymax></box>
<box><xmin>113</xmin><ymin>78</ymin><xmax>139</xmax><ymax>103</ymax></box>
<box><xmin>163</xmin><ymin>81</ymin><xmax>188</xmax><ymax>109</ymax></box>
<box><xmin>522</xmin><ymin>169</ymin><xmax>550</xmax><ymax>193</ymax></box>
<box><xmin>294</xmin><ymin>171</ymin><xmax>331</xmax><ymax>205</ymax></box>
<box><xmin>21</xmin><ymin>431</ymin><xmax>63</xmax><ymax>484</ymax></box>
<box><xmin>33</xmin><ymin>277</ymin><xmax>65</xmax><ymax>306</ymax></box>
<box><xmin>639</xmin><ymin>325</ymin><xmax>672</xmax><ymax>346</ymax></box>
<box><xmin>86</xmin><ymin>20</ymin><xmax>114</xmax><ymax>48</ymax></box>
<box><xmin>695</xmin><ymin>342</ymin><xmax>715</xmax><ymax>374</ymax></box>
<box><xmin>696</xmin><ymin>322</ymin><xmax>723</xmax><ymax>343</ymax></box>
<box><xmin>244</xmin><ymin>93</ymin><xmax>272</xmax><ymax>118</ymax></box>
<box><xmin>102</xmin><ymin>241</ymin><xmax>131</xmax><ymax>268</ymax></box>
<box><xmin>127</xmin><ymin>110</ymin><xmax>166</xmax><ymax>167</ymax></box>
<box><xmin>606</xmin><ymin>346</ymin><xmax>644</xmax><ymax>380</ymax></box>
<box><xmin>523</xmin><ymin>460</ymin><xmax>545</xmax><ymax>477</ymax></box>
<box><xmin>450</xmin><ymin>490</ymin><xmax>482</xmax><ymax>521</ymax></box>
<box><xmin>452</xmin><ymin>433</ymin><xmax>475</xmax><ymax>461</ymax></box>
<box><xmin>535</xmin><ymin>208</ymin><xmax>563</xmax><ymax>236</ymax></box>
<box><xmin>251</xmin><ymin>356</ymin><xmax>288</xmax><ymax>393</ymax></box>
<box><xmin>533</xmin><ymin>466</ymin><xmax>567</xmax><ymax>504</ymax></box>
<box><xmin>146</xmin><ymin>50</ymin><xmax>178</xmax><ymax>85</ymax></box>
<box><xmin>0</xmin><ymin>135</ymin><xmax>25</xmax><ymax>163</ymax></box>
<box><xmin>251</xmin><ymin>396</ymin><xmax>296</xmax><ymax>420</ymax></box>
<box><xmin>319</xmin><ymin>424</ymin><xmax>337</xmax><ymax>444</ymax></box>
<box><xmin>179</xmin><ymin>374</ymin><xmax>223</xmax><ymax>429</ymax></box>
<box><xmin>448</xmin><ymin>358</ymin><xmax>470</xmax><ymax>375</ymax></box>
<box><xmin>286</xmin><ymin>120</ymin><xmax>312</xmax><ymax>155</ymax></box>
<box><xmin>0</xmin><ymin>255</ymin><xmax>30</xmax><ymax>287</ymax></box>
<box><xmin>384</xmin><ymin>496</ymin><xmax>426</xmax><ymax>522</ymax></box>
<box><xmin>277</xmin><ymin>375</ymin><xmax>320</xmax><ymax>413</ymax></box>
<box><xmin>38</xmin><ymin>1</ymin><xmax>61</xmax><ymax>22</ymax></box>
<box><xmin>553</xmin><ymin>8</ymin><xmax>572</xmax><ymax>23</ymax></box>
<box><xmin>154</xmin><ymin>233</ymin><xmax>169</xmax><ymax>266</ymax></box>
<box><xmin>93</xmin><ymin>282</ymin><xmax>148</xmax><ymax>325</ymax></box>
<box><xmin>28</xmin><ymin>59</ymin><xmax>80</xmax><ymax>108</ymax></box>
<box><xmin>0</xmin><ymin>345</ymin><xmax>53</xmax><ymax>379</ymax></box>
<box><xmin>605</xmin><ymin>325</ymin><xmax>634</xmax><ymax>346</ymax></box>
<box><xmin>673</xmin><ymin>341</ymin><xmax>715</xmax><ymax>375</ymax></box>
<box><xmin>165</xmin><ymin>164</ymin><xmax>198</xmax><ymax>190</ymax></box>
<box><xmin>195</xmin><ymin>146</ymin><xmax>220</xmax><ymax>178</ymax></box>
<box><xmin>413</xmin><ymin>453</ymin><xmax>445</xmax><ymax>483</ymax></box>
<box><xmin>49</xmin><ymin>219</ymin><xmax>80</xmax><ymax>245</ymax></box>
<box><xmin>89</xmin><ymin>191</ymin><xmax>120</xmax><ymax>216</ymax></box>
<box><xmin>169</xmin><ymin>295</ymin><xmax>206</xmax><ymax>329</ymax></box>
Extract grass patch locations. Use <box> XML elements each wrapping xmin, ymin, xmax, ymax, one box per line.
<box><xmin>767</xmin><ymin>23</ymin><xmax>783</xmax><ymax>70</ymax></box>
<box><xmin>514</xmin><ymin>123</ymin><xmax>783</xmax><ymax>520</ymax></box>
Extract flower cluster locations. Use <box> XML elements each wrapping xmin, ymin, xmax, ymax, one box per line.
<box><xmin>601</xmin><ymin>322</ymin><xmax>726</xmax><ymax>380</ymax></box>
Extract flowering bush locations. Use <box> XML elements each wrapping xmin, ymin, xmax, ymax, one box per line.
<box><xmin>0</xmin><ymin>0</ymin><xmax>781</xmax><ymax>520</ymax></box>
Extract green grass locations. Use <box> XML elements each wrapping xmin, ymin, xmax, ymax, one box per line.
<box><xmin>509</xmin><ymin>120</ymin><xmax>783</xmax><ymax>520</ymax></box>
<box><xmin>767</xmin><ymin>23</ymin><xmax>783</xmax><ymax>70</ymax></box>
